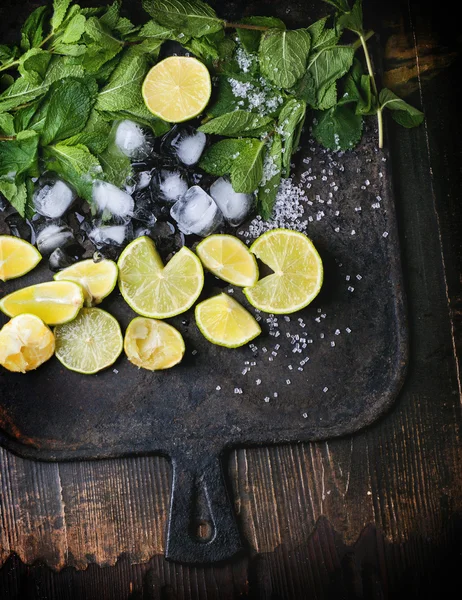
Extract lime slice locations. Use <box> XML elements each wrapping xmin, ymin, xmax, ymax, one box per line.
<box><xmin>124</xmin><ymin>317</ymin><xmax>185</xmax><ymax>371</ymax></box>
<box><xmin>0</xmin><ymin>235</ymin><xmax>41</xmax><ymax>282</ymax></box>
<box><xmin>0</xmin><ymin>281</ymin><xmax>84</xmax><ymax>325</ymax></box>
<box><xmin>196</xmin><ymin>234</ymin><xmax>259</xmax><ymax>287</ymax></box>
<box><xmin>195</xmin><ymin>293</ymin><xmax>261</xmax><ymax>348</ymax></box>
<box><xmin>244</xmin><ymin>229</ymin><xmax>323</xmax><ymax>314</ymax></box>
<box><xmin>54</xmin><ymin>308</ymin><xmax>123</xmax><ymax>374</ymax></box>
<box><xmin>142</xmin><ymin>56</ymin><xmax>212</xmax><ymax>123</ymax></box>
<box><xmin>118</xmin><ymin>236</ymin><xmax>204</xmax><ymax>319</ymax></box>
<box><xmin>0</xmin><ymin>314</ymin><xmax>55</xmax><ymax>373</ymax></box>
<box><xmin>54</xmin><ymin>259</ymin><xmax>118</xmax><ymax>306</ymax></box>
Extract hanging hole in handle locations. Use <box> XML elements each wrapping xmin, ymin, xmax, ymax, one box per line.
<box><xmin>194</xmin><ymin>519</ymin><xmax>214</xmax><ymax>543</ymax></box>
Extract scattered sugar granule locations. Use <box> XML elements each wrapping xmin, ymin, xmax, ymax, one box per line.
<box><xmin>256</xmin><ymin>379</ymin><xmax>262</xmax><ymax>386</ymax></box>
<box><xmin>335</xmin><ymin>329</ymin><xmax>341</xmax><ymax>335</ymax></box>
<box><xmin>302</xmin><ymin>412</ymin><xmax>308</xmax><ymax>419</ymax></box>
<box><xmin>323</xmin><ymin>387</ymin><xmax>329</xmax><ymax>393</ymax></box>
<box><xmin>382</xmin><ymin>231</ymin><xmax>389</xmax><ymax>238</ymax></box>
<box><xmin>113</xmin><ymin>369</ymin><xmax>119</xmax><ymax>374</ymax></box>
<box><xmin>346</xmin><ymin>327</ymin><xmax>352</xmax><ymax>333</ymax></box>
<box><xmin>264</xmin><ymin>397</ymin><xmax>270</xmax><ymax>403</ymax></box>
<box><xmin>216</xmin><ymin>385</ymin><xmax>221</xmax><ymax>391</ymax></box>
<box><xmin>356</xmin><ymin>274</ymin><xmax>362</xmax><ymax>280</ymax></box>
<box><xmin>273</xmin><ymin>392</ymin><xmax>278</xmax><ymax>398</ymax></box>
<box><xmin>192</xmin><ymin>350</ymin><xmax>198</xmax><ymax>355</ymax></box>
<box><xmin>331</xmin><ymin>341</ymin><xmax>336</xmax><ymax>347</ymax></box>
<box><xmin>348</xmin><ymin>286</ymin><xmax>355</xmax><ymax>292</ymax></box>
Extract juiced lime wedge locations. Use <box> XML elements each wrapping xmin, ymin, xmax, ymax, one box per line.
<box><xmin>0</xmin><ymin>235</ymin><xmax>41</xmax><ymax>282</ymax></box>
<box><xmin>142</xmin><ymin>56</ymin><xmax>212</xmax><ymax>123</ymax></box>
<box><xmin>0</xmin><ymin>281</ymin><xmax>84</xmax><ymax>325</ymax></box>
<box><xmin>124</xmin><ymin>317</ymin><xmax>185</xmax><ymax>371</ymax></box>
<box><xmin>195</xmin><ymin>293</ymin><xmax>261</xmax><ymax>348</ymax></box>
<box><xmin>0</xmin><ymin>314</ymin><xmax>55</xmax><ymax>373</ymax></box>
<box><xmin>54</xmin><ymin>259</ymin><xmax>118</xmax><ymax>306</ymax></box>
<box><xmin>54</xmin><ymin>308</ymin><xmax>123</xmax><ymax>374</ymax></box>
<box><xmin>196</xmin><ymin>234</ymin><xmax>259</xmax><ymax>287</ymax></box>
<box><xmin>244</xmin><ymin>229</ymin><xmax>323</xmax><ymax>314</ymax></box>
<box><xmin>118</xmin><ymin>237</ymin><xmax>204</xmax><ymax>319</ymax></box>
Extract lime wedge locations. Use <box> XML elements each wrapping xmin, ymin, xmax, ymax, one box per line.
<box><xmin>118</xmin><ymin>236</ymin><xmax>204</xmax><ymax>319</ymax></box>
<box><xmin>196</xmin><ymin>234</ymin><xmax>259</xmax><ymax>287</ymax></box>
<box><xmin>0</xmin><ymin>235</ymin><xmax>41</xmax><ymax>282</ymax></box>
<box><xmin>195</xmin><ymin>293</ymin><xmax>261</xmax><ymax>348</ymax></box>
<box><xmin>54</xmin><ymin>259</ymin><xmax>118</xmax><ymax>306</ymax></box>
<box><xmin>54</xmin><ymin>308</ymin><xmax>123</xmax><ymax>374</ymax></box>
<box><xmin>142</xmin><ymin>56</ymin><xmax>212</xmax><ymax>123</ymax></box>
<box><xmin>0</xmin><ymin>281</ymin><xmax>84</xmax><ymax>325</ymax></box>
<box><xmin>0</xmin><ymin>314</ymin><xmax>55</xmax><ymax>373</ymax></box>
<box><xmin>124</xmin><ymin>317</ymin><xmax>185</xmax><ymax>371</ymax></box>
<box><xmin>244</xmin><ymin>229</ymin><xmax>323</xmax><ymax>314</ymax></box>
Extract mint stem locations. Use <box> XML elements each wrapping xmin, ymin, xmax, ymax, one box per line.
<box><xmin>359</xmin><ymin>32</ymin><xmax>383</xmax><ymax>148</ymax></box>
<box><xmin>0</xmin><ymin>135</ymin><xmax>16</xmax><ymax>141</ymax></box>
<box><xmin>0</xmin><ymin>60</ymin><xmax>20</xmax><ymax>73</ymax></box>
<box><xmin>352</xmin><ymin>30</ymin><xmax>374</xmax><ymax>51</ymax></box>
<box><xmin>225</xmin><ymin>22</ymin><xmax>270</xmax><ymax>31</ymax></box>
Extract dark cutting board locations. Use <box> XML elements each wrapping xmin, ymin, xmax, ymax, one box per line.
<box><xmin>0</xmin><ymin>2</ymin><xmax>408</xmax><ymax>565</ymax></box>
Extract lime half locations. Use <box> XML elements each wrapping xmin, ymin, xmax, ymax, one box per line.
<box><xmin>0</xmin><ymin>235</ymin><xmax>41</xmax><ymax>282</ymax></box>
<box><xmin>244</xmin><ymin>229</ymin><xmax>323</xmax><ymax>314</ymax></box>
<box><xmin>54</xmin><ymin>308</ymin><xmax>123</xmax><ymax>374</ymax></box>
<box><xmin>142</xmin><ymin>56</ymin><xmax>212</xmax><ymax>123</ymax></box>
<box><xmin>196</xmin><ymin>234</ymin><xmax>259</xmax><ymax>287</ymax></box>
<box><xmin>124</xmin><ymin>317</ymin><xmax>185</xmax><ymax>371</ymax></box>
<box><xmin>118</xmin><ymin>237</ymin><xmax>204</xmax><ymax>319</ymax></box>
<box><xmin>195</xmin><ymin>293</ymin><xmax>261</xmax><ymax>348</ymax></box>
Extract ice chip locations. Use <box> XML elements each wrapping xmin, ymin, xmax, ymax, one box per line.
<box><xmin>49</xmin><ymin>247</ymin><xmax>80</xmax><ymax>272</ymax></box>
<box><xmin>170</xmin><ymin>186</ymin><xmax>223</xmax><ymax>237</ymax></box>
<box><xmin>162</xmin><ymin>125</ymin><xmax>207</xmax><ymax>166</ymax></box>
<box><xmin>153</xmin><ymin>168</ymin><xmax>189</xmax><ymax>203</ymax></box>
<box><xmin>114</xmin><ymin>120</ymin><xmax>151</xmax><ymax>159</ymax></box>
<box><xmin>33</xmin><ymin>180</ymin><xmax>76</xmax><ymax>219</ymax></box>
<box><xmin>210</xmin><ymin>177</ymin><xmax>253</xmax><ymax>226</ymax></box>
<box><xmin>89</xmin><ymin>225</ymin><xmax>127</xmax><ymax>247</ymax></box>
<box><xmin>92</xmin><ymin>181</ymin><xmax>134</xmax><ymax>218</ymax></box>
<box><xmin>36</xmin><ymin>223</ymin><xmax>75</xmax><ymax>256</ymax></box>
<box><xmin>5</xmin><ymin>213</ymin><xmax>33</xmax><ymax>242</ymax></box>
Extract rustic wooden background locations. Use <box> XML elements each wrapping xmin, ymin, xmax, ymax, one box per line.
<box><xmin>0</xmin><ymin>0</ymin><xmax>461</xmax><ymax>598</ymax></box>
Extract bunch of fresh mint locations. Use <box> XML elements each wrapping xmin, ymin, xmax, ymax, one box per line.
<box><xmin>0</xmin><ymin>0</ymin><xmax>424</xmax><ymax>223</ymax></box>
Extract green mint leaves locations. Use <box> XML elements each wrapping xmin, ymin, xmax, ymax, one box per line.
<box><xmin>142</xmin><ymin>0</ymin><xmax>224</xmax><ymax>38</ymax></box>
<box><xmin>198</xmin><ymin>111</ymin><xmax>273</xmax><ymax>137</ymax></box>
<box><xmin>259</xmin><ymin>29</ymin><xmax>311</xmax><ymax>89</ymax></box>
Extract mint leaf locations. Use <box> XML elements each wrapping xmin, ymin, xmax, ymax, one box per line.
<box><xmin>51</xmin><ymin>0</ymin><xmax>72</xmax><ymax>32</ymax></box>
<box><xmin>44</xmin><ymin>55</ymin><xmax>86</xmax><ymax>83</ymax></box>
<box><xmin>237</xmin><ymin>17</ymin><xmax>285</xmax><ymax>54</ymax></box>
<box><xmin>258</xmin><ymin>134</ymin><xmax>282</xmax><ymax>219</ymax></box>
<box><xmin>0</xmin><ymin>130</ymin><xmax>39</xmax><ymax>177</ymax></box>
<box><xmin>18</xmin><ymin>49</ymin><xmax>52</xmax><ymax>83</ymax></box>
<box><xmin>379</xmin><ymin>88</ymin><xmax>424</xmax><ymax>128</ymax></box>
<box><xmin>44</xmin><ymin>141</ymin><xmax>102</xmax><ymax>202</ymax></box>
<box><xmin>41</xmin><ymin>78</ymin><xmax>95</xmax><ymax>146</ymax></box>
<box><xmin>98</xmin><ymin>143</ymin><xmax>132</xmax><ymax>189</ymax></box>
<box><xmin>60</xmin><ymin>13</ymin><xmax>87</xmax><ymax>44</ymax></box>
<box><xmin>199</xmin><ymin>138</ymin><xmax>246</xmax><ymax>176</ymax></box>
<box><xmin>100</xmin><ymin>1</ymin><xmax>122</xmax><ymax>29</ymax></box>
<box><xmin>137</xmin><ymin>20</ymin><xmax>183</xmax><ymax>41</ymax></box>
<box><xmin>278</xmin><ymin>99</ymin><xmax>306</xmax><ymax>176</ymax></box>
<box><xmin>52</xmin><ymin>44</ymin><xmax>87</xmax><ymax>57</ymax></box>
<box><xmin>20</xmin><ymin>6</ymin><xmax>49</xmax><ymax>52</ymax></box>
<box><xmin>307</xmin><ymin>17</ymin><xmax>340</xmax><ymax>52</ymax></box>
<box><xmin>312</xmin><ymin>103</ymin><xmax>363</xmax><ymax>150</ymax></box>
<box><xmin>0</xmin><ymin>176</ymin><xmax>28</xmax><ymax>216</ymax></box>
<box><xmin>259</xmin><ymin>29</ymin><xmax>311</xmax><ymax>89</ymax></box>
<box><xmin>304</xmin><ymin>46</ymin><xmax>354</xmax><ymax>109</ymax></box>
<box><xmin>0</xmin><ymin>77</ymin><xmax>48</xmax><ymax>112</ymax></box>
<box><xmin>14</xmin><ymin>103</ymin><xmax>40</xmax><ymax>132</ymax></box>
<box><xmin>64</xmin><ymin>109</ymin><xmax>111</xmax><ymax>154</ymax></box>
<box><xmin>142</xmin><ymin>0</ymin><xmax>224</xmax><ymax>38</ymax></box>
<box><xmin>199</xmin><ymin>110</ymin><xmax>273</xmax><ymax>137</ymax></box>
<box><xmin>0</xmin><ymin>113</ymin><xmax>15</xmax><ymax>136</ymax></box>
<box><xmin>323</xmin><ymin>0</ymin><xmax>351</xmax><ymax>11</ymax></box>
<box><xmin>184</xmin><ymin>37</ymin><xmax>219</xmax><ymax>62</ymax></box>
<box><xmin>341</xmin><ymin>59</ymin><xmax>372</xmax><ymax>114</ymax></box>
<box><xmin>96</xmin><ymin>49</ymin><xmax>148</xmax><ymax>112</ymax></box>
<box><xmin>82</xmin><ymin>16</ymin><xmax>124</xmax><ymax>73</ymax></box>
<box><xmin>231</xmin><ymin>138</ymin><xmax>266</xmax><ymax>193</ymax></box>
<box><xmin>0</xmin><ymin>45</ymin><xmax>18</xmax><ymax>66</ymax></box>
<box><xmin>337</xmin><ymin>0</ymin><xmax>363</xmax><ymax>35</ymax></box>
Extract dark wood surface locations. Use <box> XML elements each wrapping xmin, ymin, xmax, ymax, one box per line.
<box><xmin>1</xmin><ymin>0</ymin><xmax>461</xmax><ymax>598</ymax></box>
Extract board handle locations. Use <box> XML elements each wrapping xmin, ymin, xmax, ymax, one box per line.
<box><xmin>165</xmin><ymin>452</ymin><xmax>242</xmax><ymax>563</ymax></box>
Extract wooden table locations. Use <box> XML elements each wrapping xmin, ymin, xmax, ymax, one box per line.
<box><xmin>1</xmin><ymin>1</ymin><xmax>461</xmax><ymax>598</ymax></box>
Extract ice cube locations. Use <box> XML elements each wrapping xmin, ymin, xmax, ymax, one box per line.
<box><xmin>0</xmin><ymin>194</ymin><xmax>8</xmax><ymax>212</ymax></box>
<box><xmin>89</xmin><ymin>225</ymin><xmax>128</xmax><ymax>247</ymax></box>
<box><xmin>153</xmin><ymin>169</ymin><xmax>189</xmax><ymax>203</ymax></box>
<box><xmin>114</xmin><ymin>120</ymin><xmax>151</xmax><ymax>159</ymax></box>
<box><xmin>210</xmin><ymin>177</ymin><xmax>253</xmax><ymax>226</ymax></box>
<box><xmin>92</xmin><ymin>181</ymin><xmax>134</xmax><ymax>218</ymax></box>
<box><xmin>36</xmin><ymin>223</ymin><xmax>75</xmax><ymax>255</ymax></box>
<box><xmin>5</xmin><ymin>213</ymin><xmax>34</xmax><ymax>242</ymax></box>
<box><xmin>170</xmin><ymin>186</ymin><xmax>223</xmax><ymax>237</ymax></box>
<box><xmin>162</xmin><ymin>126</ymin><xmax>207</xmax><ymax>166</ymax></box>
<box><xmin>48</xmin><ymin>247</ymin><xmax>80</xmax><ymax>272</ymax></box>
<box><xmin>33</xmin><ymin>180</ymin><xmax>76</xmax><ymax>219</ymax></box>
